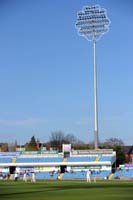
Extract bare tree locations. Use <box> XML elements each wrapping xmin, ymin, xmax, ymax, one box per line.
<box><xmin>49</xmin><ymin>131</ymin><xmax>65</xmax><ymax>151</ymax></box>
<box><xmin>49</xmin><ymin>131</ymin><xmax>82</xmax><ymax>151</ymax></box>
<box><xmin>104</xmin><ymin>137</ymin><xmax>124</xmax><ymax>148</ymax></box>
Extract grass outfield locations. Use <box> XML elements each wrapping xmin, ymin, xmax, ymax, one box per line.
<box><xmin>0</xmin><ymin>180</ymin><xmax>133</xmax><ymax>200</ymax></box>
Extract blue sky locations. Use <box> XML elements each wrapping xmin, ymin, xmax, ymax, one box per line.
<box><xmin>0</xmin><ymin>0</ymin><xmax>133</xmax><ymax>145</ymax></box>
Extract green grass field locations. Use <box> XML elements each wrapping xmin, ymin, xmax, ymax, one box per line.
<box><xmin>0</xmin><ymin>180</ymin><xmax>133</xmax><ymax>200</ymax></box>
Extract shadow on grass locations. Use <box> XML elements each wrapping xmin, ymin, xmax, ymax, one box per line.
<box><xmin>0</xmin><ymin>181</ymin><xmax>133</xmax><ymax>197</ymax></box>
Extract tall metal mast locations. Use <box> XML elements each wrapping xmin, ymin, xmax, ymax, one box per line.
<box><xmin>75</xmin><ymin>5</ymin><xmax>110</xmax><ymax>149</ymax></box>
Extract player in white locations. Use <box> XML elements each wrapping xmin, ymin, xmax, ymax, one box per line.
<box><xmin>86</xmin><ymin>170</ymin><xmax>91</xmax><ymax>183</ymax></box>
<box><xmin>23</xmin><ymin>171</ymin><xmax>27</xmax><ymax>182</ymax></box>
<box><xmin>31</xmin><ymin>172</ymin><xmax>36</xmax><ymax>183</ymax></box>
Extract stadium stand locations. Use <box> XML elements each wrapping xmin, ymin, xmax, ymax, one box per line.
<box><xmin>67</xmin><ymin>156</ymin><xmax>96</xmax><ymax>162</ymax></box>
<box><xmin>63</xmin><ymin>171</ymin><xmax>86</xmax><ymax>179</ymax></box>
<box><xmin>0</xmin><ymin>148</ymin><xmax>118</xmax><ymax>180</ymax></box>
<box><xmin>0</xmin><ymin>157</ymin><xmax>12</xmax><ymax>163</ymax></box>
<box><xmin>36</xmin><ymin>171</ymin><xmax>59</xmax><ymax>179</ymax></box>
<box><xmin>113</xmin><ymin>164</ymin><xmax>133</xmax><ymax>179</ymax></box>
<box><xmin>16</xmin><ymin>156</ymin><xmax>63</xmax><ymax>163</ymax></box>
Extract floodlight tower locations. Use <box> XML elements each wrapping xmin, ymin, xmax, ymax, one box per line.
<box><xmin>75</xmin><ymin>5</ymin><xmax>110</xmax><ymax>149</ymax></box>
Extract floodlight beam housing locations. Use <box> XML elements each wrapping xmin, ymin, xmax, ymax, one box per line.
<box><xmin>75</xmin><ymin>5</ymin><xmax>110</xmax><ymax>41</ymax></box>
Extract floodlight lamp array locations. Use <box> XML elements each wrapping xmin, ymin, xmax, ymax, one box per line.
<box><xmin>75</xmin><ymin>5</ymin><xmax>110</xmax><ymax>41</ymax></box>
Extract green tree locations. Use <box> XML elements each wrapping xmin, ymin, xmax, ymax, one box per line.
<box><xmin>113</xmin><ymin>145</ymin><xmax>125</xmax><ymax>167</ymax></box>
<box><xmin>25</xmin><ymin>136</ymin><xmax>38</xmax><ymax>151</ymax></box>
<box><xmin>102</xmin><ymin>137</ymin><xmax>125</xmax><ymax>167</ymax></box>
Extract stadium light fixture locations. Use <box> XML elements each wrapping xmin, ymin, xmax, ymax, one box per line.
<box><xmin>75</xmin><ymin>5</ymin><xmax>110</xmax><ymax>149</ymax></box>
